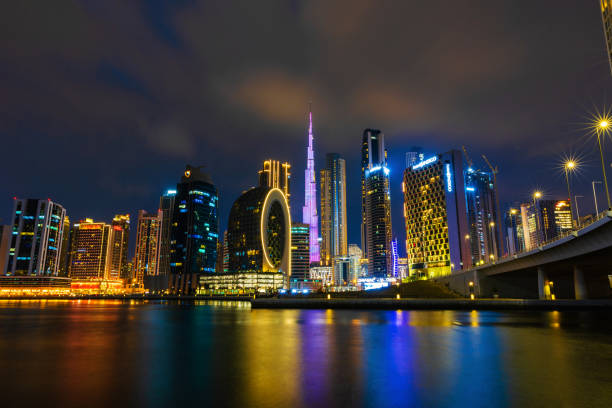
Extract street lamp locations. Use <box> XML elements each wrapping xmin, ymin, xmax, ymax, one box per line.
<box><xmin>593</xmin><ymin>181</ymin><xmax>603</xmax><ymax>216</ymax></box>
<box><xmin>596</xmin><ymin>119</ymin><xmax>611</xmax><ymax>209</ymax></box>
<box><xmin>533</xmin><ymin>191</ymin><xmax>542</xmax><ymax>246</ymax></box>
<box><xmin>564</xmin><ymin>160</ymin><xmax>577</xmax><ymax>227</ymax></box>
<box><xmin>575</xmin><ymin>195</ymin><xmax>584</xmax><ymax>226</ymax></box>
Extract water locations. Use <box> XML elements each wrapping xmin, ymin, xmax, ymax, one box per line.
<box><xmin>0</xmin><ymin>300</ymin><xmax>611</xmax><ymax>408</ymax></box>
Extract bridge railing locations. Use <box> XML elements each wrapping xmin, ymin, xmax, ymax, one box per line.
<box><xmin>476</xmin><ymin>209</ymin><xmax>611</xmax><ymax>268</ymax></box>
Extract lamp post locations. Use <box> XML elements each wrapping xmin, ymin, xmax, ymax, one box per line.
<box><xmin>575</xmin><ymin>195</ymin><xmax>584</xmax><ymax>226</ymax></box>
<box><xmin>564</xmin><ymin>161</ymin><xmax>576</xmax><ymax>227</ymax></box>
<box><xmin>533</xmin><ymin>191</ymin><xmax>542</xmax><ymax>245</ymax></box>
<box><xmin>592</xmin><ymin>181</ymin><xmax>602</xmax><ymax>216</ymax></box>
<box><xmin>596</xmin><ymin>120</ymin><xmax>611</xmax><ymax>209</ymax></box>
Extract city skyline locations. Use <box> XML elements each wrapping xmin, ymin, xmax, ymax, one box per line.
<box><xmin>2</xmin><ymin>2</ymin><xmax>612</xmax><ymax>253</ymax></box>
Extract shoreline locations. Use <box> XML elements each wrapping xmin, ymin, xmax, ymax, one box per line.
<box><xmin>1</xmin><ymin>296</ymin><xmax>612</xmax><ymax>310</ymax></box>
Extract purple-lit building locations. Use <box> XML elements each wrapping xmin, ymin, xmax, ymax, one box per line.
<box><xmin>302</xmin><ymin>109</ymin><xmax>320</xmax><ymax>264</ymax></box>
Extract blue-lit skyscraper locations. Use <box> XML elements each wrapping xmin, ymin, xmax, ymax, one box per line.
<box><xmin>361</xmin><ymin>129</ymin><xmax>393</xmax><ymax>277</ymax></box>
<box><xmin>464</xmin><ymin>168</ymin><xmax>501</xmax><ymax>264</ymax></box>
<box><xmin>391</xmin><ymin>238</ymin><xmax>399</xmax><ymax>278</ymax></box>
<box><xmin>169</xmin><ymin>165</ymin><xmax>218</xmax><ymax>294</ymax></box>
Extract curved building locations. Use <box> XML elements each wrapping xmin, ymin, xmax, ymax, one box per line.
<box><xmin>227</xmin><ymin>187</ymin><xmax>291</xmax><ymax>277</ymax></box>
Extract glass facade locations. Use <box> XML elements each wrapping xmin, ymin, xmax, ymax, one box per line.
<box><xmin>134</xmin><ymin>210</ymin><xmax>163</xmax><ymax>285</ymax></box>
<box><xmin>170</xmin><ymin>165</ymin><xmax>219</xmax><ymax>295</ymax></box>
<box><xmin>320</xmin><ymin>153</ymin><xmax>348</xmax><ymax>266</ymax></box>
<box><xmin>290</xmin><ymin>223</ymin><xmax>310</xmax><ymax>281</ymax></box>
<box><xmin>361</xmin><ymin>129</ymin><xmax>392</xmax><ymax>277</ymax></box>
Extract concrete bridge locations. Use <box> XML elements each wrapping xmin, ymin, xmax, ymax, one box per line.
<box><xmin>437</xmin><ymin>211</ymin><xmax>612</xmax><ymax>299</ymax></box>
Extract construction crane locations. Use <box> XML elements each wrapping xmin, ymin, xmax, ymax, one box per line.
<box><xmin>482</xmin><ymin>154</ymin><xmax>503</xmax><ymax>259</ymax></box>
<box><xmin>462</xmin><ymin>146</ymin><xmax>473</xmax><ymax>168</ymax></box>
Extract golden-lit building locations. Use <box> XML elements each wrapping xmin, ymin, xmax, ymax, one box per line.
<box><xmin>134</xmin><ymin>210</ymin><xmax>163</xmax><ymax>285</ymax></box>
<box><xmin>68</xmin><ymin>218</ymin><xmax>111</xmax><ymax>279</ymax></box>
<box><xmin>554</xmin><ymin>200</ymin><xmax>573</xmax><ymax>232</ymax></box>
<box><xmin>320</xmin><ymin>153</ymin><xmax>348</xmax><ymax>266</ymax></box>
<box><xmin>258</xmin><ymin>160</ymin><xmax>291</xmax><ymax>203</ymax></box>
<box><xmin>403</xmin><ymin>151</ymin><xmax>471</xmax><ymax>278</ymax></box>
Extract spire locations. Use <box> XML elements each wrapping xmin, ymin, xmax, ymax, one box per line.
<box><xmin>303</xmin><ymin>102</ymin><xmax>320</xmax><ymax>263</ymax></box>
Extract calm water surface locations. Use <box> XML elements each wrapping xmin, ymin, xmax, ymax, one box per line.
<box><xmin>0</xmin><ymin>300</ymin><xmax>611</xmax><ymax>408</ymax></box>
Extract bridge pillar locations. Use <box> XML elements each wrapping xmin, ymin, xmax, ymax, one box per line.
<box><xmin>537</xmin><ymin>267</ymin><xmax>549</xmax><ymax>300</ymax></box>
<box><xmin>573</xmin><ymin>266</ymin><xmax>588</xmax><ymax>300</ymax></box>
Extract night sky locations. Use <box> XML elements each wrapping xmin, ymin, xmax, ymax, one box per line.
<box><xmin>2</xmin><ymin>1</ymin><xmax>612</xmax><ymax>256</ymax></box>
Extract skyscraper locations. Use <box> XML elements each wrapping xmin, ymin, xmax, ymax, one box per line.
<box><xmin>4</xmin><ymin>198</ymin><xmax>67</xmax><ymax>276</ymax></box>
<box><xmin>601</xmin><ymin>0</ymin><xmax>612</xmax><ymax>76</ymax></box>
<box><xmin>464</xmin><ymin>168</ymin><xmax>501</xmax><ymax>264</ymax></box>
<box><xmin>303</xmin><ymin>109</ymin><xmax>320</xmax><ymax>264</ymax></box>
<box><xmin>158</xmin><ymin>189</ymin><xmax>176</xmax><ymax>276</ymax></box>
<box><xmin>259</xmin><ymin>160</ymin><xmax>291</xmax><ymax>203</ymax></box>
<box><xmin>69</xmin><ymin>218</ymin><xmax>111</xmax><ymax>279</ymax></box>
<box><xmin>391</xmin><ymin>238</ymin><xmax>399</xmax><ymax>278</ymax></box>
<box><xmin>320</xmin><ymin>153</ymin><xmax>348</xmax><ymax>266</ymax></box>
<box><xmin>170</xmin><ymin>165</ymin><xmax>219</xmax><ymax>295</ymax></box>
<box><xmin>290</xmin><ymin>223</ymin><xmax>310</xmax><ymax>282</ymax></box>
<box><xmin>361</xmin><ymin>129</ymin><xmax>393</xmax><ymax>277</ymax></box>
<box><xmin>108</xmin><ymin>214</ymin><xmax>130</xmax><ymax>281</ymax></box>
<box><xmin>520</xmin><ymin>203</ymin><xmax>538</xmax><ymax>251</ymax></box>
<box><xmin>134</xmin><ymin>210</ymin><xmax>163</xmax><ymax>285</ymax></box>
<box><xmin>403</xmin><ymin>150</ymin><xmax>471</xmax><ymax>277</ymax></box>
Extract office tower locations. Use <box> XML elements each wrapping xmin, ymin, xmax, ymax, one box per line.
<box><xmin>108</xmin><ymin>214</ymin><xmax>130</xmax><ymax>281</ymax></box>
<box><xmin>303</xmin><ymin>109</ymin><xmax>320</xmax><ymax>263</ymax></box>
<box><xmin>520</xmin><ymin>204</ymin><xmax>538</xmax><ymax>251</ymax></box>
<box><xmin>227</xmin><ymin>187</ymin><xmax>291</xmax><ymax>277</ymax></box>
<box><xmin>391</xmin><ymin>238</ymin><xmax>399</xmax><ymax>278</ymax></box>
<box><xmin>320</xmin><ymin>153</ymin><xmax>348</xmax><ymax>266</ymax></box>
<box><xmin>554</xmin><ymin>200</ymin><xmax>573</xmax><ymax>233</ymax></box>
<box><xmin>290</xmin><ymin>223</ymin><xmax>310</xmax><ymax>281</ymax></box>
<box><xmin>69</xmin><ymin>218</ymin><xmax>111</xmax><ymax>279</ymax></box>
<box><xmin>134</xmin><ymin>210</ymin><xmax>163</xmax><ymax>285</ymax></box>
<box><xmin>58</xmin><ymin>216</ymin><xmax>71</xmax><ymax>276</ymax></box>
<box><xmin>4</xmin><ymin>198</ymin><xmax>67</xmax><ymax>276</ymax></box>
<box><xmin>505</xmin><ymin>208</ymin><xmax>524</xmax><ymax>255</ymax></box>
<box><xmin>348</xmin><ymin>244</ymin><xmax>363</xmax><ymax>280</ymax></box>
<box><xmin>464</xmin><ymin>168</ymin><xmax>501</xmax><ymax>264</ymax></box>
<box><xmin>0</xmin><ymin>225</ymin><xmax>12</xmax><ymax>275</ymax></box>
<box><xmin>602</xmin><ymin>1</ymin><xmax>612</xmax><ymax>76</ymax></box>
<box><xmin>333</xmin><ymin>256</ymin><xmax>352</xmax><ymax>286</ymax></box>
<box><xmin>259</xmin><ymin>160</ymin><xmax>291</xmax><ymax>202</ymax></box>
<box><xmin>403</xmin><ymin>150</ymin><xmax>471</xmax><ymax>277</ymax></box>
<box><xmin>361</xmin><ymin>129</ymin><xmax>393</xmax><ymax>277</ymax></box>
<box><xmin>222</xmin><ymin>230</ymin><xmax>229</xmax><ymax>273</ymax></box>
<box><xmin>158</xmin><ymin>189</ymin><xmax>176</xmax><ymax>276</ymax></box>
<box><xmin>170</xmin><ymin>165</ymin><xmax>219</xmax><ymax>294</ymax></box>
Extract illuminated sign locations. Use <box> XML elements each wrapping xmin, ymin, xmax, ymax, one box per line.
<box><xmin>166</xmin><ymin>189</ymin><xmax>177</xmax><ymax>196</ymax></box>
<box><xmin>366</xmin><ymin>166</ymin><xmax>390</xmax><ymax>177</ymax></box>
<box><xmin>80</xmin><ymin>224</ymin><xmax>102</xmax><ymax>230</ymax></box>
<box><xmin>412</xmin><ymin>156</ymin><xmax>437</xmax><ymax>170</ymax></box>
<box><xmin>446</xmin><ymin>163</ymin><xmax>453</xmax><ymax>192</ymax></box>
<box><xmin>466</xmin><ymin>187</ymin><xmax>475</xmax><ymax>192</ymax></box>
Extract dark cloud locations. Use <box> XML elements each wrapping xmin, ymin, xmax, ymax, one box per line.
<box><xmin>1</xmin><ymin>0</ymin><xmax>611</xmax><ymax>250</ymax></box>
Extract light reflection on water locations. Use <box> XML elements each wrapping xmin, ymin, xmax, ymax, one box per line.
<box><xmin>0</xmin><ymin>300</ymin><xmax>611</xmax><ymax>408</ymax></box>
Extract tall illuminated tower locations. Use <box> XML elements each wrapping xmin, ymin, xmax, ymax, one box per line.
<box><xmin>320</xmin><ymin>153</ymin><xmax>348</xmax><ymax>265</ymax></box>
<box><xmin>303</xmin><ymin>108</ymin><xmax>320</xmax><ymax>263</ymax></box>
<box><xmin>362</xmin><ymin>129</ymin><xmax>392</xmax><ymax>277</ymax></box>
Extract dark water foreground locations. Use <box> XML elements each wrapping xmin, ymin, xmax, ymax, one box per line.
<box><xmin>0</xmin><ymin>300</ymin><xmax>611</xmax><ymax>408</ymax></box>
